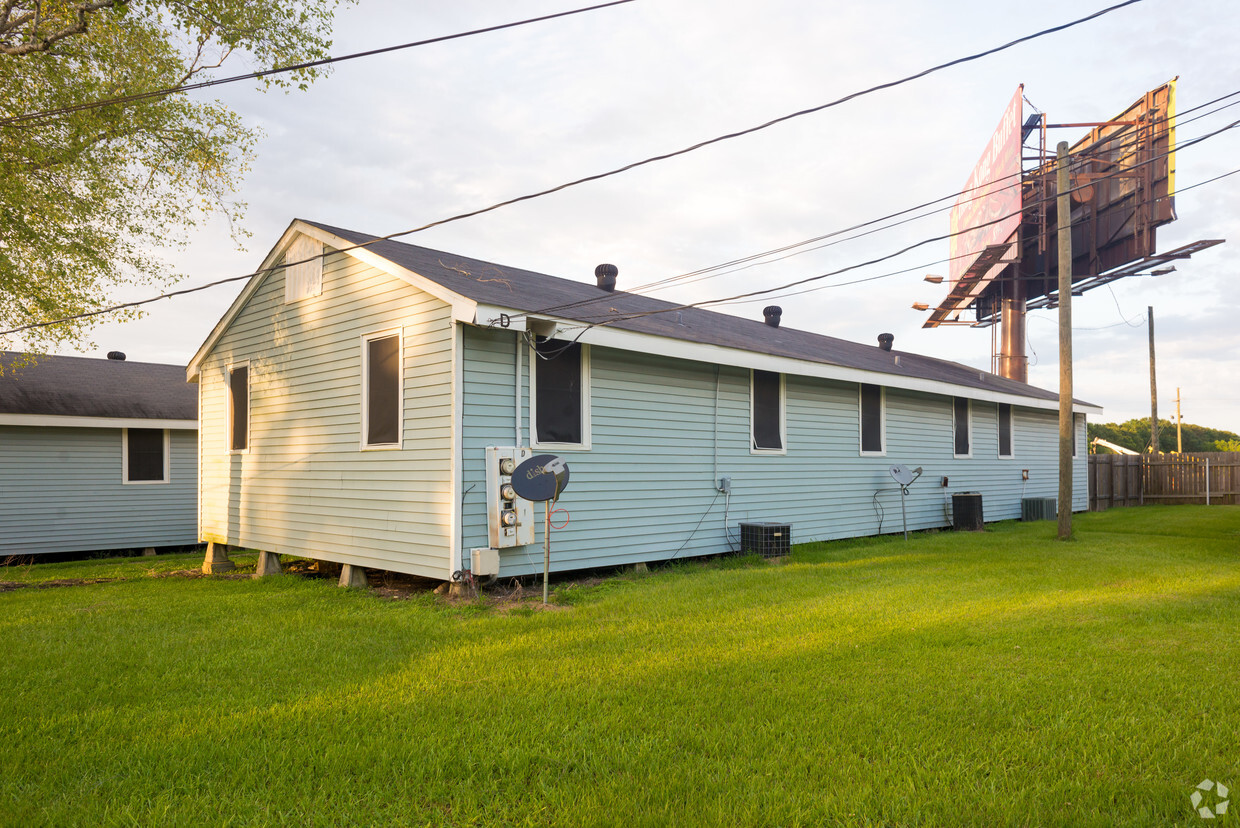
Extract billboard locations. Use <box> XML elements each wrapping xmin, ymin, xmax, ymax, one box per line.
<box><xmin>948</xmin><ymin>86</ymin><xmax>1024</xmax><ymax>287</ymax></box>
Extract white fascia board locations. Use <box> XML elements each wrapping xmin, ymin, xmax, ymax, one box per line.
<box><xmin>186</xmin><ymin>220</ymin><xmax>478</xmax><ymax>381</ymax></box>
<box><xmin>299</xmin><ymin>223</ymin><xmax>477</xmax><ymax>323</ymax></box>
<box><xmin>483</xmin><ymin>313</ymin><xmax>1103</xmax><ymax>415</ymax></box>
<box><xmin>0</xmin><ymin>414</ymin><xmax>198</xmax><ymax>430</ymax></box>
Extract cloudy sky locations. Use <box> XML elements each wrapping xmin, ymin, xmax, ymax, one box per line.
<box><xmin>42</xmin><ymin>0</ymin><xmax>1240</xmax><ymax>429</ymax></box>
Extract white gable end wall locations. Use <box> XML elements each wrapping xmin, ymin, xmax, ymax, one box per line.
<box><xmin>197</xmin><ymin>243</ymin><xmax>455</xmax><ymax>578</ymax></box>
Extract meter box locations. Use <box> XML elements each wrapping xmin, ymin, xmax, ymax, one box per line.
<box><xmin>485</xmin><ymin>446</ymin><xmax>535</xmax><ymax>548</ymax></box>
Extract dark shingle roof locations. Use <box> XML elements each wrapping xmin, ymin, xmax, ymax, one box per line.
<box><xmin>0</xmin><ymin>353</ymin><xmax>196</xmax><ymax>420</ymax></box>
<box><xmin>306</xmin><ymin>221</ymin><xmax>1077</xmax><ymax>405</ymax></box>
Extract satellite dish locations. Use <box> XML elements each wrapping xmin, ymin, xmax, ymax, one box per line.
<box><xmin>511</xmin><ymin>454</ymin><xmax>570</xmax><ymax>502</ymax></box>
<box><xmin>889</xmin><ymin>463</ymin><xmax>914</xmax><ymax>486</ymax></box>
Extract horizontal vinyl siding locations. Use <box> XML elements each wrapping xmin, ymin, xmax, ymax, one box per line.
<box><xmin>461</xmin><ymin>327</ymin><xmax>1089</xmax><ymax>576</ymax></box>
<box><xmin>197</xmin><ymin>247</ymin><xmax>454</xmax><ymax>578</ymax></box>
<box><xmin>0</xmin><ymin>426</ymin><xmax>197</xmax><ymax>555</ymax></box>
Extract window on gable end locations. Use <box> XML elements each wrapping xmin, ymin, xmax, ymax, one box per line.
<box><xmin>228</xmin><ymin>364</ymin><xmax>249</xmax><ymax>452</ymax></box>
<box><xmin>363</xmin><ymin>332</ymin><xmax>402</xmax><ymax>447</ymax></box>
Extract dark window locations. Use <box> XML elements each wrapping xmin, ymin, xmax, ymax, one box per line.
<box><xmin>752</xmin><ymin>370</ymin><xmax>782</xmax><ymax>451</ymax></box>
<box><xmin>860</xmin><ymin>383</ymin><xmax>883</xmax><ymax>453</ymax></box>
<box><xmin>535</xmin><ymin>338</ymin><xmax>583</xmax><ymax>445</ymax></box>
<box><xmin>229</xmin><ymin>365</ymin><xmax>248</xmax><ymax>451</ymax></box>
<box><xmin>366</xmin><ymin>334</ymin><xmax>401</xmax><ymax>446</ymax></box>
<box><xmin>126</xmin><ymin>429</ymin><xmax>165</xmax><ymax>482</ymax></box>
<box><xmin>1073</xmin><ymin>414</ymin><xmax>1081</xmax><ymax>457</ymax></box>
<box><xmin>953</xmin><ymin>397</ymin><xmax>971</xmax><ymax>456</ymax></box>
<box><xmin>998</xmin><ymin>403</ymin><xmax>1013</xmax><ymax>457</ymax></box>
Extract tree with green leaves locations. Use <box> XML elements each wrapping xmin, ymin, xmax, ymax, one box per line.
<box><xmin>0</xmin><ymin>0</ymin><xmax>352</xmax><ymax>352</ymax></box>
<box><xmin>1087</xmin><ymin>419</ymin><xmax>1240</xmax><ymax>454</ymax></box>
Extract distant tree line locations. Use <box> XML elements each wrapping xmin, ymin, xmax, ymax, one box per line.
<box><xmin>1087</xmin><ymin>419</ymin><xmax>1240</xmax><ymax>454</ymax></box>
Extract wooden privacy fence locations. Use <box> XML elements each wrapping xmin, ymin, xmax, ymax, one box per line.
<box><xmin>1089</xmin><ymin>452</ymin><xmax>1240</xmax><ymax>510</ymax></box>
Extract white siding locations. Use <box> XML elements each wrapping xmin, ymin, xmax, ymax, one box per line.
<box><xmin>197</xmin><ymin>242</ymin><xmax>455</xmax><ymax>578</ymax></box>
<box><xmin>0</xmin><ymin>426</ymin><xmax>197</xmax><ymax>555</ymax></box>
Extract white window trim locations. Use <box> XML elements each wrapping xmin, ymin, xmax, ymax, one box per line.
<box><xmin>361</xmin><ymin>328</ymin><xmax>404</xmax><ymax>450</ymax></box>
<box><xmin>227</xmin><ymin>360</ymin><xmax>250</xmax><ymax>455</ymax></box>
<box><xmin>997</xmin><ymin>402</ymin><xmax>1015</xmax><ymax>459</ymax></box>
<box><xmin>858</xmin><ymin>383</ymin><xmax>887</xmax><ymax>457</ymax></box>
<box><xmin>529</xmin><ymin>340</ymin><xmax>592</xmax><ymax>451</ymax></box>
<box><xmin>750</xmin><ymin>369</ymin><xmax>787</xmax><ymax>455</ymax></box>
<box><xmin>953</xmin><ymin>397</ymin><xmax>973</xmax><ymax>459</ymax></box>
<box><xmin>122</xmin><ymin>428</ymin><xmax>170</xmax><ymax>485</ymax></box>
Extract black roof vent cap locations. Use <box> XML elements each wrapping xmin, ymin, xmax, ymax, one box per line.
<box><xmin>763</xmin><ymin>306</ymin><xmax>782</xmax><ymax>327</ymax></box>
<box><xmin>107</xmin><ymin>351</ymin><xmax>126</xmax><ymax>361</ymax></box>
<box><xmin>595</xmin><ymin>263</ymin><xmax>618</xmax><ymax>292</ymax></box>
<box><xmin>878</xmin><ymin>333</ymin><xmax>894</xmax><ymax>352</ymax></box>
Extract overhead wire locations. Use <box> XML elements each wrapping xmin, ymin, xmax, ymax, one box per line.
<box><xmin>0</xmin><ymin>1</ymin><xmax>1198</xmax><ymax>339</ymax></box>
<box><xmin>504</xmin><ymin>87</ymin><xmax>1240</xmax><ymax>322</ymax></box>
<box><xmin>0</xmin><ymin>1</ymin><xmax>637</xmax><ymax>127</ymax></box>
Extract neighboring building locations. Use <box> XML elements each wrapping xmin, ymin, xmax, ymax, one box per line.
<box><xmin>0</xmin><ymin>352</ymin><xmax>198</xmax><ymax>556</ymax></box>
<box><xmin>188</xmin><ymin>219</ymin><xmax>1101</xmax><ymax>582</ymax></box>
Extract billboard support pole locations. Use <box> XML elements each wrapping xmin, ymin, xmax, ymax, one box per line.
<box><xmin>1056</xmin><ymin>141</ymin><xmax>1074</xmax><ymax>540</ymax></box>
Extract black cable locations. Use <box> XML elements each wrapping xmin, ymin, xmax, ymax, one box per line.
<box><xmin>505</xmin><ymin>84</ymin><xmax>1238</xmax><ymax>323</ymax></box>
<box><xmin>9</xmin><ymin>59</ymin><xmax>1234</xmax><ymax>340</ymax></box>
<box><xmin>0</xmin><ymin>1</ymin><xmax>637</xmax><ymax>127</ymax></box>
<box><xmin>665</xmin><ymin>490</ymin><xmax>721</xmax><ymax>563</ymax></box>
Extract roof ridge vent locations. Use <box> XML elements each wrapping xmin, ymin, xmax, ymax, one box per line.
<box><xmin>763</xmin><ymin>306</ymin><xmax>782</xmax><ymax>327</ymax></box>
<box><xmin>107</xmin><ymin>351</ymin><xmax>126</xmax><ymax>361</ymax></box>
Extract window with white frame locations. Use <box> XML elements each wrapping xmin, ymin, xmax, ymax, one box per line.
<box><xmin>228</xmin><ymin>363</ymin><xmax>249</xmax><ymax>452</ymax></box>
<box><xmin>363</xmin><ymin>332</ymin><xmax>402</xmax><ymax>447</ymax></box>
<box><xmin>532</xmin><ymin>337</ymin><xmax>589</xmax><ymax>448</ymax></box>
<box><xmin>284</xmin><ymin>234</ymin><xmax>323</xmax><ymax>303</ymax></box>
<box><xmin>859</xmin><ymin>383</ymin><xmax>885</xmax><ymax>455</ymax></box>
<box><xmin>998</xmin><ymin>403</ymin><xmax>1013</xmax><ymax>458</ymax></box>
<box><xmin>123</xmin><ymin>428</ymin><xmax>168</xmax><ymax>483</ymax></box>
<box><xmin>751</xmin><ymin>369</ymin><xmax>785</xmax><ymax>453</ymax></box>
<box><xmin>953</xmin><ymin>397</ymin><xmax>971</xmax><ymax>457</ymax></box>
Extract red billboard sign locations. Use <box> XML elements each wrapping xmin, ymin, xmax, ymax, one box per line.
<box><xmin>949</xmin><ymin>86</ymin><xmax>1024</xmax><ymax>287</ymax></box>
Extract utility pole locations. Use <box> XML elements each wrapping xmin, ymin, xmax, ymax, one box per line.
<box><xmin>1176</xmin><ymin>387</ymin><xmax>1183</xmax><ymax>453</ymax></box>
<box><xmin>1057</xmin><ymin>142</ymin><xmax>1074</xmax><ymax>541</ymax></box>
<box><xmin>1148</xmin><ymin>305</ymin><xmax>1159</xmax><ymax>453</ymax></box>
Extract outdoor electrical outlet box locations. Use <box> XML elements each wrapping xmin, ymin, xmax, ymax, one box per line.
<box><xmin>940</xmin><ymin>476</ymin><xmax>949</xmax><ymax>487</ymax></box>
<box><xmin>1022</xmin><ymin>469</ymin><xmax>1030</xmax><ymax>480</ymax></box>
<box><xmin>471</xmin><ymin>547</ymin><xmax>500</xmax><ymax>577</ymax></box>
<box><xmin>718</xmin><ymin>476</ymin><xmax>732</xmax><ymax>493</ymax></box>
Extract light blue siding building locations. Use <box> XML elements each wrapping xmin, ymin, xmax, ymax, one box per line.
<box><xmin>189</xmin><ymin>220</ymin><xmax>1100</xmax><ymax>582</ymax></box>
<box><xmin>0</xmin><ymin>353</ymin><xmax>199</xmax><ymax>556</ymax></box>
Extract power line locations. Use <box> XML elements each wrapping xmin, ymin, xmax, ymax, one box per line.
<box><xmin>0</xmin><ymin>0</ymin><xmax>1164</xmax><ymax>337</ymax></box>
<box><xmin>506</xmin><ymin>83</ymin><xmax>1239</xmax><ymax>321</ymax></box>
<box><xmin>0</xmin><ymin>1</ymin><xmax>636</xmax><ymax>127</ymax></box>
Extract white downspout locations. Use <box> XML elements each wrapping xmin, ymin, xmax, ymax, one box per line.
<box><xmin>515</xmin><ymin>333</ymin><xmax>523</xmax><ymax>448</ymax></box>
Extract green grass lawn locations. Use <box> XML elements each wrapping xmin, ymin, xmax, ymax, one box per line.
<box><xmin>2</xmin><ymin>506</ymin><xmax>1238</xmax><ymax>827</ymax></box>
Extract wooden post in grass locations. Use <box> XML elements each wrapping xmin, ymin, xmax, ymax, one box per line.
<box><xmin>1056</xmin><ymin>141</ymin><xmax>1074</xmax><ymax>541</ymax></box>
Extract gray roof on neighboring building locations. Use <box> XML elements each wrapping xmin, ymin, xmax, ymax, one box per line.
<box><xmin>0</xmin><ymin>353</ymin><xmax>196</xmax><ymax>420</ymax></box>
<box><xmin>306</xmin><ymin>220</ymin><xmax>1082</xmax><ymax>406</ymax></box>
